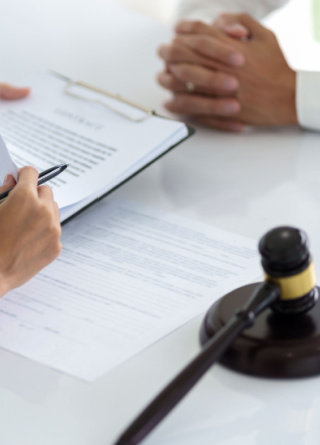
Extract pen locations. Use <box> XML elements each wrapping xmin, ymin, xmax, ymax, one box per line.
<box><xmin>0</xmin><ymin>163</ymin><xmax>69</xmax><ymax>201</ymax></box>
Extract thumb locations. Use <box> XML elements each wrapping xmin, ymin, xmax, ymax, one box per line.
<box><xmin>0</xmin><ymin>84</ymin><xmax>30</xmax><ymax>100</ymax></box>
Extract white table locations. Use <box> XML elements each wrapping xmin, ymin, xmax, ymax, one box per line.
<box><xmin>1</xmin><ymin>0</ymin><xmax>320</xmax><ymax>444</ymax></box>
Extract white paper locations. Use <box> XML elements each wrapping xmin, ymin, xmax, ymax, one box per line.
<box><xmin>0</xmin><ymin>199</ymin><xmax>261</xmax><ymax>381</ymax></box>
<box><xmin>0</xmin><ymin>71</ymin><xmax>188</xmax><ymax>220</ymax></box>
<box><xmin>0</xmin><ymin>134</ymin><xmax>18</xmax><ymax>185</ymax></box>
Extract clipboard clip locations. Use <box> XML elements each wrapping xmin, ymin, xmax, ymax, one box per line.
<box><xmin>63</xmin><ymin>79</ymin><xmax>153</xmax><ymax>122</ymax></box>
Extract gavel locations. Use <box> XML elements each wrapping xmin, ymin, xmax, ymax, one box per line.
<box><xmin>115</xmin><ymin>226</ymin><xmax>320</xmax><ymax>445</ymax></box>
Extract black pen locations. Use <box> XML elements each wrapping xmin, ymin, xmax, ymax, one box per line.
<box><xmin>0</xmin><ymin>163</ymin><xmax>69</xmax><ymax>201</ymax></box>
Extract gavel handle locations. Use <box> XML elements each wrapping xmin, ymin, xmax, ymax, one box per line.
<box><xmin>114</xmin><ymin>281</ymin><xmax>280</xmax><ymax>445</ymax></box>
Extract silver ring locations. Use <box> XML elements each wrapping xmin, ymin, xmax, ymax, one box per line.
<box><xmin>186</xmin><ymin>81</ymin><xmax>195</xmax><ymax>93</ymax></box>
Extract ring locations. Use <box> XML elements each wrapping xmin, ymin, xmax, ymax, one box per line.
<box><xmin>186</xmin><ymin>81</ymin><xmax>195</xmax><ymax>93</ymax></box>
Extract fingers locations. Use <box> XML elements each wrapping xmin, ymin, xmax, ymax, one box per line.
<box><xmin>164</xmin><ymin>94</ymin><xmax>240</xmax><ymax>116</ymax></box>
<box><xmin>158</xmin><ymin>41</ymin><xmax>227</xmax><ymax>73</ymax></box>
<box><xmin>176</xmin><ymin>20</ymin><xmax>221</xmax><ymax>38</ymax></box>
<box><xmin>175</xmin><ymin>20</ymin><xmax>244</xmax><ymax>66</ymax></box>
<box><xmin>221</xmin><ymin>13</ymin><xmax>271</xmax><ymax>40</ymax></box>
<box><xmin>195</xmin><ymin>115</ymin><xmax>244</xmax><ymax>132</ymax></box>
<box><xmin>37</xmin><ymin>184</ymin><xmax>54</xmax><ymax>200</ymax></box>
<box><xmin>32</xmin><ymin>186</ymin><xmax>62</xmax><ymax>258</ymax></box>
<box><xmin>52</xmin><ymin>200</ymin><xmax>61</xmax><ymax>223</ymax></box>
<box><xmin>15</xmin><ymin>166</ymin><xmax>39</xmax><ymax>192</ymax></box>
<box><xmin>12</xmin><ymin>168</ymin><xmax>59</xmax><ymax>212</ymax></box>
<box><xmin>214</xmin><ymin>13</ymin><xmax>250</xmax><ymax>39</ymax></box>
<box><xmin>158</xmin><ymin>71</ymin><xmax>215</xmax><ymax>95</ymax></box>
<box><xmin>168</xmin><ymin>63</ymin><xmax>238</xmax><ymax>94</ymax></box>
<box><xmin>177</xmin><ymin>15</ymin><xmax>267</xmax><ymax>41</ymax></box>
<box><xmin>157</xmin><ymin>72</ymin><xmax>184</xmax><ymax>92</ymax></box>
<box><xmin>0</xmin><ymin>163</ymin><xmax>61</xmax><ymax>297</ymax></box>
<box><xmin>175</xmin><ymin>33</ymin><xmax>244</xmax><ymax>67</ymax></box>
<box><xmin>0</xmin><ymin>175</ymin><xmax>16</xmax><ymax>194</ymax></box>
<box><xmin>38</xmin><ymin>184</ymin><xmax>60</xmax><ymax>219</ymax></box>
<box><xmin>159</xmin><ymin>42</ymin><xmax>203</xmax><ymax>66</ymax></box>
<box><xmin>158</xmin><ymin>41</ymin><xmax>239</xmax><ymax>96</ymax></box>
<box><xmin>0</xmin><ymin>84</ymin><xmax>30</xmax><ymax>100</ymax></box>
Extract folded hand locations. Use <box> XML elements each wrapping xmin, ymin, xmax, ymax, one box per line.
<box><xmin>158</xmin><ymin>14</ymin><xmax>297</xmax><ymax>131</ymax></box>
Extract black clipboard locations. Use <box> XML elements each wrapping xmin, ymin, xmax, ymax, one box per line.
<box><xmin>49</xmin><ymin>72</ymin><xmax>195</xmax><ymax>225</ymax></box>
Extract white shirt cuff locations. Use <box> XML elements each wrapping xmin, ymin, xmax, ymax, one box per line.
<box><xmin>174</xmin><ymin>0</ymin><xmax>289</xmax><ymax>23</ymax></box>
<box><xmin>174</xmin><ymin>6</ymin><xmax>223</xmax><ymax>24</ymax></box>
<box><xmin>297</xmin><ymin>71</ymin><xmax>320</xmax><ymax>131</ymax></box>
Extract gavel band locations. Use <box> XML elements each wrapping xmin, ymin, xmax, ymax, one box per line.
<box><xmin>265</xmin><ymin>261</ymin><xmax>316</xmax><ymax>300</ymax></box>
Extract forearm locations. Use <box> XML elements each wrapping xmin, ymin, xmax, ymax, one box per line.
<box><xmin>175</xmin><ymin>0</ymin><xmax>289</xmax><ymax>23</ymax></box>
<box><xmin>296</xmin><ymin>71</ymin><xmax>320</xmax><ymax>131</ymax></box>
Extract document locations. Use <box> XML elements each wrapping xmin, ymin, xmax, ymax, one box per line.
<box><xmin>0</xmin><ymin>134</ymin><xmax>17</xmax><ymax>182</ymax></box>
<box><xmin>0</xmin><ymin>71</ymin><xmax>190</xmax><ymax>221</ymax></box>
<box><xmin>0</xmin><ymin>199</ymin><xmax>261</xmax><ymax>381</ymax></box>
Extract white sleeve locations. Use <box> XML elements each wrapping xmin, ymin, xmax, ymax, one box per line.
<box><xmin>296</xmin><ymin>71</ymin><xmax>320</xmax><ymax>131</ymax></box>
<box><xmin>175</xmin><ymin>0</ymin><xmax>289</xmax><ymax>23</ymax></box>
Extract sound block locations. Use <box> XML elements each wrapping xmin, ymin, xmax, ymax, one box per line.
<box><xmin>200</xmin><ymin>283</ymin><xmax>320</xmax><ymax>378</ymax></box>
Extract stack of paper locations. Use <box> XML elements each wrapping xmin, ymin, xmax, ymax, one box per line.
<box><xmin>0</xmin><ymin>199</ymin><xmax>261</xmax><ymax>381</ymax></box>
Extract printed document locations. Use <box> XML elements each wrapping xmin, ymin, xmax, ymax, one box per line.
<box><xmin>0</xmin><ymin>71</ymin><xmax>189</xmax><ymax>221</ymax></box>
<box><xmin>0</xmin><ymin>134</ymin><xmax>17</xmax><ymax>182</ymax></box>
<box><xmin>0</xmin><ymin>199</ymin><xmax>261</xmax><ymax>381</ymax></box>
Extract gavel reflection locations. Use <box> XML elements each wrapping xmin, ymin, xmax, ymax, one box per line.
<box><xmin>115</xmin><ymin>227</ymin><xmax>320</xmax><ymax>445</ymax></box>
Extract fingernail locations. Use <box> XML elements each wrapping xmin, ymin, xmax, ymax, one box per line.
<box><xmin>224</xmin><ymin>101</ymin><xmax>240</xmax><ymax>114</ymax></box>
<box><xmin>229</xmin><ymin>53</ymin><xmax>245</xmax><ymax>66</ymax></box>
<box><xmin>223</xmin><ymin>77</ymin><xmax>238</xmax><ymax>91</ymax></box>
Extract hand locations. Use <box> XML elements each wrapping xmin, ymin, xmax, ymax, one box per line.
<box><xmin>0</xmin><ymin>83</ymin><xmax>30</xmax><ymax>100</ymax></box>
<box><xmin>0</xmin><ymin>167</ymin><xmax>62</xmax><ymax>297</ymax></box>
<box><xmin>158</xmin><ymin>15</ymin><xmax>297</xmax><ymax>130</ymax></box>
<box><xmin>158</xmin><ymin>20</ymin><xmax>246</xmax><ymax>131</ymax></box>
<box><xmin>195</xmin><ymin>14</ymin><xmax>298</xmax><ymax>127</ymax></box>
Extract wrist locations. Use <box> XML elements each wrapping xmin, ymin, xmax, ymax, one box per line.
<box><xmin>276</xmin><ymin>68</ymin><xmax>298</xmax><ymax>126</ymax></box>
<box><xmin>286</xmin><ymin>69</ymin><xmax>298</xmax><ymax>125</ymax></box>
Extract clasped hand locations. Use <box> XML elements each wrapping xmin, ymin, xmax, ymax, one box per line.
<box><xmin>158</xmin><ymin>13</ymin><xmax>297</xmax><ymax>131</ymax></box>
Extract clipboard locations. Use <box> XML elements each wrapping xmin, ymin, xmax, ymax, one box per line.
<box><xmin>0</xmin><ymin>70</ymin><xmax>195</xmax><ymax>224</ymax></box>
<box><xmin>49</xmin><ymin>72</ymin><xmax>195</xmax><ymax>224</ymax></box>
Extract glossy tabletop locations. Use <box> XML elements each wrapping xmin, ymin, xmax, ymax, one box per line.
<box><xmin>1</xmin><ymin>0</ymin><xmax>320</xmax><ymax>444</ymax></box>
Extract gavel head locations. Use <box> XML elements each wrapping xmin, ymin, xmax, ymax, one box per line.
<box><xmin>259</xmin><ymin>226</ymin><xmax>318</xmax><ymax>315</ymax></box>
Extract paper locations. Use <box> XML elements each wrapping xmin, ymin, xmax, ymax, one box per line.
<box><xmin>0</xmin><ymin>71</ymin><xmax>189</xmax><ymax>221</ymax></box>
<box><xmin>0</xmin><ymin>199</ymin><xmax>261</xmax><ymax>381</ymax></box>
<box><xmin>0</xmin><ymin>135</ymin><xmax>18</xmax><ymax>185</ymax></box>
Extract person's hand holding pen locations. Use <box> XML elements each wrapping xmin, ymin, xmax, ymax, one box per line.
<box><xmin>0</xmin><ymin>167</ymin><xmax>62</xmax><ymax>297</ymax></box>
